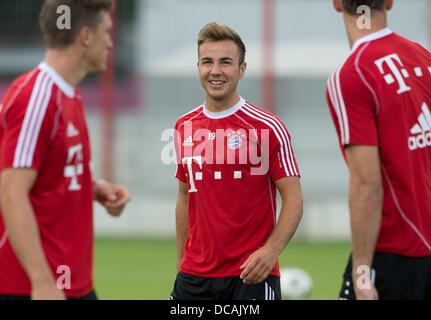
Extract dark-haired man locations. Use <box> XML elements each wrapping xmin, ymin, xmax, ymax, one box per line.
<box><xmin>0</xmin><ymin>0</ymin><xmax>130</xmax><ymax>300</ymax></box>
<box><xmin>327</xmin><ymin>0</ymin><xmax>431</xmax><ymax>299</ymax></box>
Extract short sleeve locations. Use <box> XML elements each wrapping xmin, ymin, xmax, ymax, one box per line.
<box><xmin>0</xmin><ymin>85</ymin><xmax>56</xmax><ymax>171</ymax></box>
<box><xmin>326</xmin><ymin>66</ymin><xmax>378</xmax><ymax>148</ymax></box>
<box><xmin>267</xmin><ymin>119</ymin><xmax>300</xmax><ymax>182</ymax></box>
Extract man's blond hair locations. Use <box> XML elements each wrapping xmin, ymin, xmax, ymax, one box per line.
<box><xmin>198</xmin><ymin>22</ymin><xmax>246</xmax><ymax>66</ymax></box>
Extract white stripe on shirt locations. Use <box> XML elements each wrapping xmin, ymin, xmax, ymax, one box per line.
<box><xmin>246</xmin><ymin>103</ymin><xmax>298</xmax><ymax>176</ymax></box>
<box><xmin>327</xmin><ymin>72</ymin><xmax>346</xmax><ymax>144</ymax></box>
<box><xmin>335</xmin><ymin>66</ymin><xmax>350</xmax><ymax>145</ymax></box>
<box><xmin>13</xmin><ymin>71</ymin><xmax>53</xmax><ymax>168</ymax></box>
<box><xmin>242</xmin><ymin>104</ymin><xmax>297</xmax><ymax>176</ymax></box>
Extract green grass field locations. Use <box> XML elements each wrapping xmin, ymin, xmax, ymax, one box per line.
<box><xmin>94</xmin><ymin>237</ymin><xmax>351</xmax><ymax>300</ymax></box>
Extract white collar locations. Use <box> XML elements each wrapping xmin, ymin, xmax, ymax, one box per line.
<box><xmin>203</xmin><ymin>97</ymin><xmax>246</xmax><ymax>119</ymax></box>
<box><xmin>351</xmin><ymin>27</ymin><xmax>393</xmax><ymax>52</ymax></box>
<box><xmin>38</xmin><ymin>62</ymin><xmax>75</xmax><ymax>98</ymax></box>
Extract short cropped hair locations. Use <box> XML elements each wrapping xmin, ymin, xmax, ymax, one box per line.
<box><xmin>198</xmin><ymin>22</ymin><xmax>246</xmax><ymax>66</ymax></box>
<box><xmin>342</xmin><ymin>0</ymin><xmax>385</xmax><ymax>15</ymax></box>
<box><xmin>39</xmin><ymin>0</ymin><xmax>112</xmax><ymax>49</ymax></box>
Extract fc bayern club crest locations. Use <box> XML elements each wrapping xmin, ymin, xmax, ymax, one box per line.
<box><xmin>227</xmin><ymin>131</ymin><xmax>246</xmax><ymax>150</ymax></box>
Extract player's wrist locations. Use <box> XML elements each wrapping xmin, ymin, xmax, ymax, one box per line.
<box><xmin>93</xmin><ymin>179</ymin><xmax>108</xmax><ymax>196</ymax></box>
<box><xmin>29</xmin><ymin>269</ymin><xmax>56</xmax><ymax>287</ymax></box>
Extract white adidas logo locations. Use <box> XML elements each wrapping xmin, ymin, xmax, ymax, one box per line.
<box><xmin>408</xmin><ymin>102</ymin><xmax>431</xmax><ymax>150</ymax></box>
<box><xmin>67</xmin><ymin>122</ymin><xmax>80</xmax><ymax>138</ymax></box>
<box><xmin>183</xmin><ymin>136</ymin><xmax>194</xmax><ymax>147</ymax></box>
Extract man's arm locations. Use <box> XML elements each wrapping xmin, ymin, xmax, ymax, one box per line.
<box><xmin>345</xmin><ymin>145</ymin><xmax>382</xmax><ymax>300</ymax></box>
<box><xmin>0</xmin><ymin>168</ymin><xmax>65</xmax><ymax>300</ymax></box>
<box><xmin>175</xmin><ymin>181</ymin><xmax>188</xmax><ymax>272</ymax></box>
<box><xmin>240</xmin><ymin>176</ymin><xmax>303</xmax><ymax>284</ymax></box>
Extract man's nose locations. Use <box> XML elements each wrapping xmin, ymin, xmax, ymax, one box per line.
<box><xmin>210</xmin><ymin>63</ymin><xmax>222</xmax><ymax>75</ymax></box>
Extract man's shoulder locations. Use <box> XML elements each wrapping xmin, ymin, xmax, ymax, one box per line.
<box><xmin>327</xmin><ymin>47</ymin><xmax>372</xmax><ymax>97</ymax></box>
<box><xmin>1</xmin><ymin>67</ymin><xmax>62</xmax><ymax>124</ymax></box>
<box><xmin>175</xmin><ymin>104</ymin><xmax>204</xmax><ymax>128</ymax></box>
<box><xmin>239</xmin><ymin>101</ymin><xmax>287</xmax><ymax>131</ymax></box>
<box><xmin>2</xmin><ymin>69</ymin><xmax>41</xmax><ymax>106</ymax></box>
<box><xmin>352</xmin><ymin>33</ymin><xmax>429</xmax><ymax>69</ymax></box>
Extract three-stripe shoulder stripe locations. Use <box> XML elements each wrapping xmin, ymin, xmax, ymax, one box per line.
<box><xmin>2</xmin><ymin>69</ymin><xmax>38</xmax><ymax>129</ymax></box>
<box><xmin>13</xmin><ymin>71</ymin><xmax>54</xmax><ymax>168</ymax></box>
<box><xmin>327</xmin><ymin>64</ymin><xmax>350</xmax><ymax>145</ymax></box>
<box><xmin>327</xmin><ymin>43</ymin><xmax>375</xmax><ymax>145</ymax></box>
<box><xmin>177</xmin><ymin>107</ymin><xmax>204</xmax><ymax>131</ymax></box>
<box><xmin>241</xmin><ymin>103</ymin><xmax>299</xmax><ymax>177</ymax></box>
<box><xmin>177</xmin><ymin>105</ymin><xmax>203</xmax><ymax>123</ymax></box>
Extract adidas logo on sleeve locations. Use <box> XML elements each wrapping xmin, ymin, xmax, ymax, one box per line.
<box><xmin>408</xmin><ymin>102</ymin><xmax>431</xmax><ymax>150</ymax></box>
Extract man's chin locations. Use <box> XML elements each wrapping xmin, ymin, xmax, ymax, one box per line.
<box><xmin>206</xmin><ymin>90</ymin><xmax>228</xmax><ymax>101</ymax></box>
<box><xmin>89</xmin><ymin>65</ymin><xmax>107</xmax><ymax>74</ymax></box>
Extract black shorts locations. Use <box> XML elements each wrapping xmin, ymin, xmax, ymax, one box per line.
<box><xmin>339</xmin><ymin>252</ymin><xmax>431</xmax><ymax>300</ymax></box>
<box><xmin>0</xmin><ymin>289</ymin><xmax>98</xmax><ymax>301</ymax></box>
<box><xmin>170</xmin><ymin>272</ymin><xmax>281</xmax><ymax>300</ymax></box>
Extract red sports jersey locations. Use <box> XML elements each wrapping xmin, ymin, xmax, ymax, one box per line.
<box><xmin>326</xmin><ymin>28</ymin><xmax>431</xmax><ymax>257</ymax></box>
<box><xmin>0</xmin><ymin>63</ymin><xmax>94</xmax><ymax>297</ymax></box>
<box><xmin>174</xmin><ymin>97</ymin><xmax>300</xmax><ymax>278</ymax></box>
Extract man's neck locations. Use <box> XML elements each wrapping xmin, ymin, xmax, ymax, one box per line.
<box><xmin>205</xmin><ymin>93</ymin><xmax>241</xmax><ymax>113</ymax></box>
<box><xmin>343</xmin><ymin>12</ymin><xmax>388</xmax><ymax>49</ymax></box>
<box><xmin>44</xmin><ymin>49</ymin><xmax>87</xmax><ymax>87</ymax></box>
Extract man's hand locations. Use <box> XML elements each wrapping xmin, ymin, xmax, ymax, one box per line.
<box><xmin>31</xmin><ymin>279</ymin><xmax>66</xmax><ymax>300</ymax></box>
<box><xmin>239</xmin><ymin>246</ymin><xmax>278</xmax><ymax>285</ymax></box>
<box><xmin>94</xmin><ymin>180</ymin><xmax>130</xmax><ymax>217</ymax></box>
<box><xmin>352</xmin><ymin>270</ymin><xmax>379</xmax><ymax>300</ymax></box>
<box><xmin>354</xmin><ymin>283</ymin><xmax>379</xmax><ymax>300</ymax></box>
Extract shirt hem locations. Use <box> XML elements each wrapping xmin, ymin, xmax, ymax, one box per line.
<box><xmin>180</xmin><ymin>269</ymin><xmax>280</xmax><ymax>279</ymax></box>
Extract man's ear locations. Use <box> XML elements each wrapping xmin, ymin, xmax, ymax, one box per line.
<box><xmin>78</xmin><ymin>26</ymin><xmax>93</xmax><ymax>47</ymax></box>
<box><xmin>333</xmin><ymin>0</ymin><xmax>343</xmax><ymax>13</ymax></box>
<box><xmin>386</xmin><ymin>0</ymin><xmax>394</xmax><ymax>11</ymax></box>
<box><xmin>239</xmin><ymin>62</ymin><xmax>247</xmax><ymax>79</ymax></box>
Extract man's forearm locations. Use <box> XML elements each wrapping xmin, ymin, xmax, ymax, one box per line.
<box><xmin>349</xmin><ymin>180</ymin><xmax>383</xmax><ymax>275</ymax></box>
<box><xmin>1</xmin><ymin>193</ymin><xmax>55</xmax><ymax>286</ymax></box>
<box><xmin>264</xmin><ymin>198</ymin><xmax>302</xmax><ymax>255</ymax></box>
<box><xmin>265</xmin><ymin>177</ymin><xmax>303</xmax><ymax>255</ymax></box>
<box><xmin>175</xmin><ymin>197</ymin><xmax>188</xmax><ymax>270</ymax></box>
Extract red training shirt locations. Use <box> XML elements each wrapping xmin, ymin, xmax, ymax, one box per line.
<box><xmin>0</xmin><ymin>62</ymin><xmax>94</xmax><ymax>297</ymax></box>
<box><xmin>174</xmin><ymin>97</ymin><xmax>300</xmax><ymax>278</ymax></box>
<box><xmin>326</xmin><ymin>28</ymin><xmax>431</xmax><ymax>257</ymax></box>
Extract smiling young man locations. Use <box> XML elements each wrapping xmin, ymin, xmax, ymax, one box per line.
<box><xmin>327</xmin><ymin>0</ymin><xmax>431</xmax><ymax>299</ymax></box>
<box><xmin>170</xmin><ymin>22</ymin><xmax>303</xmax><ymax>300</ymax></box>
<box><xmin>0</xmin><ymin>0</ymin><xmax>130</xmax><ymax>300</ymax></box>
